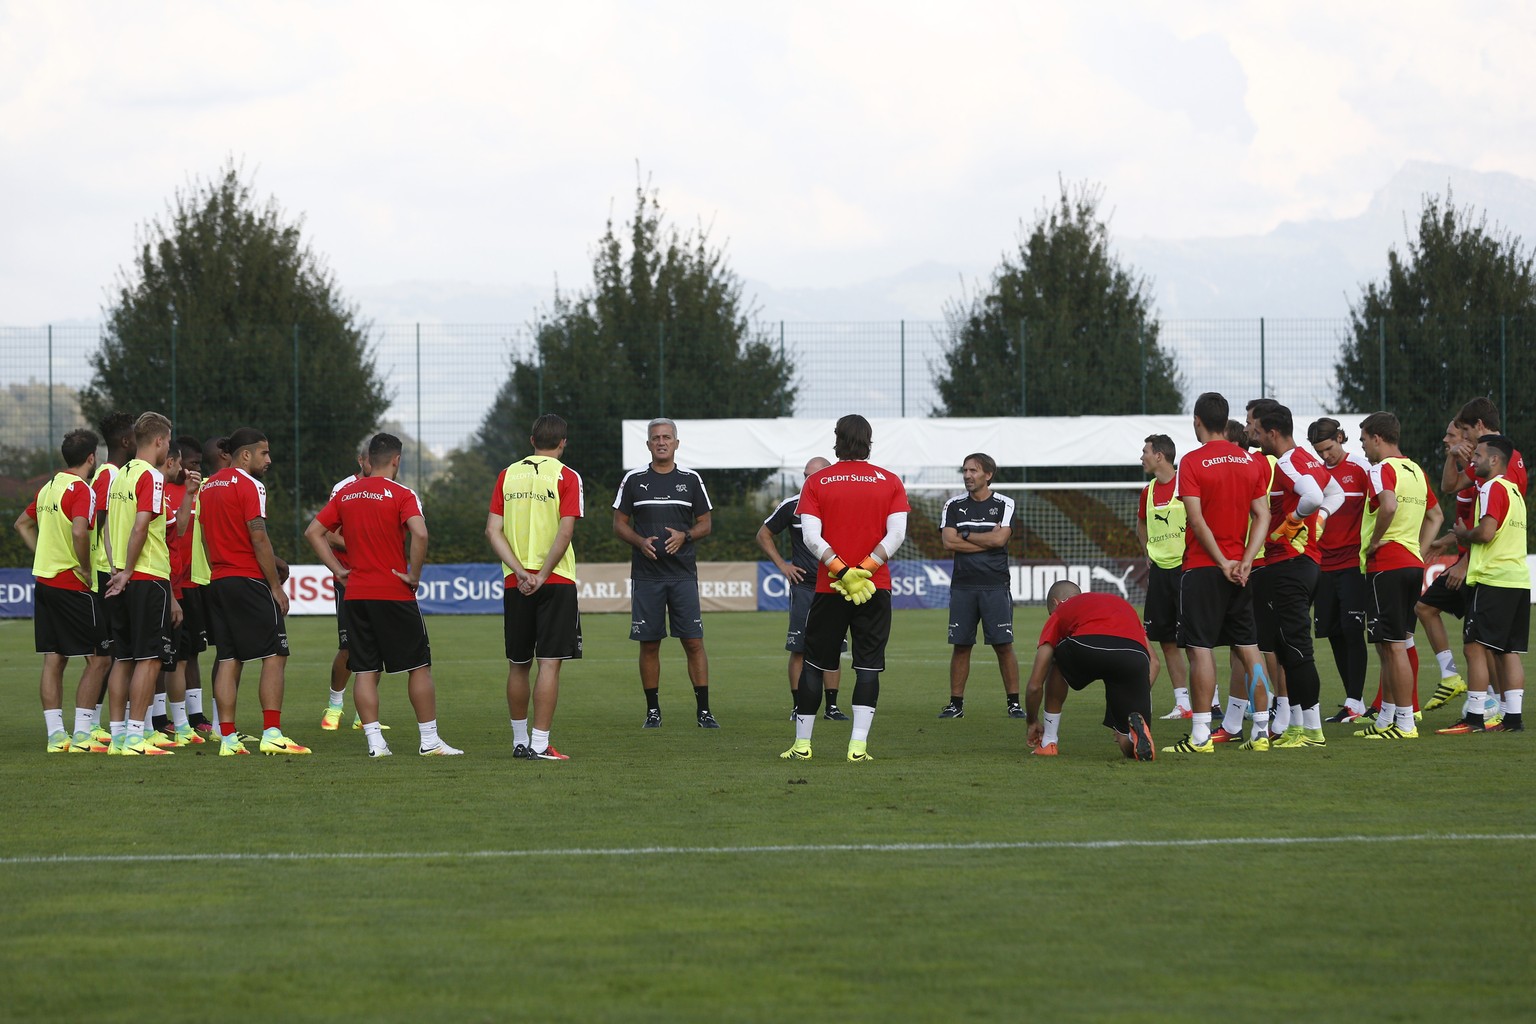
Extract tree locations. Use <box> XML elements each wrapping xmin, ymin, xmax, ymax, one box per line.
<box><xmin>467</xmin><ymin>180</ymin><xmax>793</xmax><ymax>508</ymax></box>
<box><xmin>935</xmin><ymin>180</ymin><xmax>1181</xmax><ymax>425</ymax></box>
<box><xmin>82</xmin><ymin>163</ymin><xmax>390</xmax><ymax>556</ymax></box>
<box><xmin>1335</xmin><ymin>189</ymin><xmax>1536</xmax><ymax>481</ymax></box>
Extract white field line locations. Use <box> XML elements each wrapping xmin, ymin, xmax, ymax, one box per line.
<box><xmin>3</xmin><ymin>832</ymin><xmax>1534</xmax><ymax>867</ymax></box>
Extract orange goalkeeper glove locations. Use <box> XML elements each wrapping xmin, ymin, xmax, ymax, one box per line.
<box><xmin>1269</xmin><ymin>512</ymin><xmax>1305</xmax><ymax>546</ymax></box>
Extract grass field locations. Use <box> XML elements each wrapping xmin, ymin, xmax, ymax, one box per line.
<box><xmin>1</xmin><ymin>607</ymin><xmax>1533</xmax><ymax>1023</ymax></box>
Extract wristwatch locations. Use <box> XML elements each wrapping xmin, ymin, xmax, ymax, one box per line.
<box><xmin>959</xmin><ymin>528</ymin><xmax>971</xmax><ymax>540</ymax></box>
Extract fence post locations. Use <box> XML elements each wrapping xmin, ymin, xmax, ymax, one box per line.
<box><xmin>1018</xmin><ymin>319</ymin><xmax>1027</xmax><ymax>417</ymax></box>
<box><xmin>170</xmin><ymin>322</ymin><xmax>177</xmax><ymax>427</ymax></box>
<box><xmin>900</xmin><ymin>320</ymin><xmax>906</xmax><ymax>417</ymax></box>
<box><xmin>1139</xmin><ymin>326</ymin><xmax>1146</xmax><ymax>414</ymax></box>
<box><xmin>1259</xmin><ymin>317</ymin><xmax>1266</xmax><ymax>399</ymax></box>
<box><xmin>47</xmin><ymin>325</ymin><xmax>54</xmax><ymax>447</ymax></box>
<box><xmin>1378</xmin><ymin>319</ymin><xmax>1387</xmax><ymax>410</ymax></box>
<box><xmin>1500</xmin><ymin>315</ymin><xmax>1508</xmax><ymax>419</ymax></box>
<box><xmin>779</xmin><ymin>321</ymin><xmax>786</xmax><ymax>416</ymax></box>
<box><xmin>293</xmin><ymin>324</ymin><xmax>301</xmax><ymax>555</ymax></box>
<box><xmin>416</xmin><ymin>323</ymin><xmax>423</xmax><ymax>493</ymax></box>
<box><xmin>658</xmin><ymin>321</ymin><xmax>665</xmax><ymax>416</ymax></box>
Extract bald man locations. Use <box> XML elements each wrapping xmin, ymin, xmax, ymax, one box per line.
<box><xmin>757</xmin><ymin>457</ymin><xmax>847</xmax><ymax>720</ymax></box>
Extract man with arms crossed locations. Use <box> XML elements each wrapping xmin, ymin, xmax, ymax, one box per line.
<box><xmin>937</xmin><ymin>452</ymin><xmax>1022</xmax><ymax>719</ymax></box>
<box><xmin>200</xmin><ymin>428</ymin><xmax>309</xmax><ymax>756</ymax></box>
<box><xmin>14</xmin><ymin>429</ymin><xmax>105</xmax><ymax>752</ymax></box>
<box><xmin>1354</xmin><ymin>412</ymin><xmax>1442</xmax><ymax>741</ymax></box>
<box><xmin>1025</xmin><ymin>581</ymin><xmax>1157</xmax><ymax>761</ymax></box>
<box><xmin>485</xmin><ymin>414</ymin><xmax>584</xmax><ymax>760</ymax></box>
<box><xmin>756</xmin><ymin>457</ymin><xmax>847</xmax><ymax>721</ymax></box>
<box><xmin>1137</xmin><ymin>434</ymin><xmax>1191</xmax><ymax>719</ymax></box>
<box><xmin>613</xmin><ymin>418</ymin><xmax>718</xmax><ymax>729</ymax></box>
<box><xmin>1162</xmin><ymin>392</ymin><xmax>1272</xmax><ymax>755</ymax></box>
<box><xmin>781</xmin><ymin>414</ymin><xmax>909</xmax><ymax>763</ymax></box>
<box><xmin>1438</xmin><ymin>434</ymin><xmax>1528</xmax><ymax>734</ymax></box>
<box><xmin>308</xmin><ymin>433</ymin><xmax>461</xmax><ymax>757</ymax></box>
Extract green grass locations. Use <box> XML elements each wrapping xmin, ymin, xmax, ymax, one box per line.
<box><xmin>1</xmin><ymin>608</ymin><xmax>1533</xmax><ymax>1023</ymax></box>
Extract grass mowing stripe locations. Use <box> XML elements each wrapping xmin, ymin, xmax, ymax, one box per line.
<box><xmin>6</xmin><ymin>830</ymin><xmax>1534</xmax><ymax>865</ymax></box>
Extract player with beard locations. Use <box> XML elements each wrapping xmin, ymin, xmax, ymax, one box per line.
<box><xmin>1306</xmin><ymin>419</ymin><xmax>1374</xmax><ymax>723</ymax></box>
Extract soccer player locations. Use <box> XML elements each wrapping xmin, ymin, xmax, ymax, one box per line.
<box><xmin>172</xmin><ymin>435</ymin><xmax>215</xmax><ymax>736</ymax></box>
<box><xmin>1025</xmin><ymin>580</ymin><xmax>1157</xmax><ymax>761</ymax></box>
<box><xmin>1137</xmin><ymin>433</ymin><xmax>1190</xmax><ymax>719</ymax></box>
<box><xmin>1354</xmin><ymin>412</ymin><xmax>1443</xmax><ymax>741</ymax></box>
<box><xmin>13</xmin><ymin>428</ymin><xmax>107</xmax><ymax>752</ymax></box>
<box><xmin>937</xmin><ymin>452</ymin><xmax>1021</xmax><ymax>719</ymax></box>
<box><xmin>1418</xmin><ymin>419</ymin><xmax>1474</xmax><ymax>713</ymax></box>
<box><xmin>1307</xmin><ymin>418</ymin><xmax>1374</xmax><ymax>723</ymax></box>
<box><xmin>756</xmin><ymin>456</ymin><xmax>847</xmax><ymax>720</ymax></box>
<box><xmin>200</xmin><ymin>427</ymin><xmax>310</xmax><ymax>756</ymax></box>
<box><xmin>155</xmin><ymin>440</ymin><xmax>202</xmax><ymax>745</ymax></box>
<box><xmin>780</xmin><ymin>414</ymin><xmax>909</xmax><ymax>762</ymax></box>
<box><xmin>484</xmin><ymin>414</ymin><xmax>584</xmax><ymax>760</ymax></box>
<box><xmin>613</xmin><ymin>417</ymin><xmax>718</xmax><ymax>729</ymax></box>
<box><xmin>308</xmin><ymin>432</ymin><xmax>461</xmax><ymax>757</ymax></box>
<box><xmin>1439</xmin><ymin>434</ymin><xmax>1528</xmax><ymax>734</ymax></box>
<box><xmin>1251</xmin><ymin>402</ymin><xmax>1341</xmax><ymax>748</ymax></box>
<box><xmin>319</xmin><ymin>441</ymin><xmax>386</xmax><ymax>732</ymax></box>
<box><xmin>103</xmin><ymin>412</ymin><xmax>181</xmax><ymax>756</ymax></box>
<box><xmin>1162</xmin><ymin>392</ymin><xmax>1271</xmax><ymax>755</ymax></box>
<box><xmin>82</xmin><ymin>411</ymin><xmax>136</xmax><ymax>744</ymax></box>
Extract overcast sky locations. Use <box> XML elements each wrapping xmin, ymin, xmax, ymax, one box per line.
<box><xmin>3</xmin><ymin>0</ymin><xmax>1534</xmax><ymax>325</ymax></box>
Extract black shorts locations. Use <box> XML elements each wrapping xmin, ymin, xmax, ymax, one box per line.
<box><xmin>1464</xmin><ymin>584</ymin><xmax>1530</xmax><ymax>654</ymax></box>
<box><xmin>334</xmin><ymin>581</ymin><xmax>351</xmax><ymax>650</ymax></box>
<box><xmin>33</xmin><ymin>584</ymin><xmax>105</xmax><ymax>657</ymax></box>
<box><xmin>804</xmin><ymin>589</ymin><xmax>892</xmax><ymax>673</ymax></box>
<box><xmin>786</xmin><ymin>586</ymin><xmax>848</xmax><ymax>656</ymax></box>
<box><xmin>1142</xmin><ymin>564</ymin><xmax>1182</xmax><ymax>644</ymax></box>
<box><xmin>1416</xmin><ymin>571</ymin><xmax>1466</xmax><ymax>619</ymax></box>
<box><xmin>629</xmin><ymin>577</ymin><xmax>703</xmax><ymax>641</ymax></box>
<box><xmin>1252</xmin><ymin>557</ymin><xmax>1318</xmax><ymax>667</ymax></box>
<box><xmin>1314</xmin><ymin>568</ymin><xmax>1367</xmax><ymax>638</ymax></box>
<box><xmin>1052</xmin><ymin>634</ymin><xmax>1154</xmax><ymax>733</ymax></box>
<box><xmin>174</xmin><ymin>585</ymin><xmax>209</xmax><ymax>661</ymax></box>
<box><xmin>94</xmin><ymin>571</ymin><xmax>115</xmax><ymax>655</ymax></box>
<box><xmin>1176</xmin><ymin>565</ymin><xmax>1256</xmax><ymax>649</ymax></box>
<box><xmin>947</xmin><ymin>588</ymin><xmax>1014</xmax><ymax>646</ymax></box>
<box><xmin>504</xmin><ymin>583</ymin><xmax>582</xmax><ymax>663</ymax></box>
<box><xmin>207</xmin><ymin>576</ymin><xmax>289</xmax><ymax>663</ymax></box>
<box><xmin>347</xmin><ymin>599</ymin><xmax>432</xmax><ymax>675</ymax></box>
<box><xmin>1366</xmin><ymin>567</ymin><xmax>1422</xmax><ymax>644</ymax></box>
<box><xmin>110</xmin><ymin>578</ymin><xmax>174</xmax><ymax>666</ymax></box>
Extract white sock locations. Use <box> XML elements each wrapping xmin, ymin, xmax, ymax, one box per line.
<box><xmin>110</xmin><ymin>720</ymin><xmax>125</xmax><ymax>740</ymax></box>
<box><xmin>1211</xmin><ymin>684</ymin><xmax>1222</xmax><ymax>706</ymax></box>
<box><xmin>795</xmin><ymin>713</ymin><xmax>815</xmax><ymax>742</ymax></box>
<box><xmin>1395</xmin><ymin>705</ymin><xmax>1416</xmax><ymax>730</ymax></box>
<box><xmin>152</xmin><ymin>693</ymin><xmax>166</xmax><ymax>718</ymax></box>
<box><xmin>850</xmin><ymin>705</ymin><xmax>876</xmax><ymax>743</ymax></box>
<box><xmin>1346</xmin><ymin>697</ymin><xmax>1367</xmax><ymax>715</ymax></box>
<box><xmin>1172</xmin><ymin>687</ymin><xmax>1190</xmax><ymax>710</ymax></box>
<box><xmin>209</xmin><ymin>700</ymin><xmax>221</xmax><ymax>730</ymax></box>
<box><xmin>510</xmin><ymin>718</ymin><xmax>530</xmax><ymax>746</ymax></box>
<box><xmin>170</xmin><ymin>701</ymin><xmax>188</xmax><ymax>729</ymax></box>
<box><xmin>1506</xmin><ymin>689</ymin><xmax>1524</xmax><ymax>715</ymax></box>
<box><xmin>73</xmin><ymin>708</ymin><xmax>93</xmax><ymax>735</ymax></box>
<box><xmin>363</xmin><ymin>720</ymin><xmax>386</xmax><ymax>752</ymax></box>
<box><xmin>126</xmin><ymin>717</ymin><xmax>145</xmax><ymax>740</ymax></box>
<box><xmin>1251</xmin><ymin>711</ymin><xmax>1270</xmax><ymax>740</ymax></box>
<box><xmin>328</xmin><ymin>688</ymin><xmax>346</xmax><ymax>710</ymax></box>
<box><xmin>1376</xmin><ymin>703</ymin><xmax>1395</xmax><ymax>729</ymax></box>
<box><xmin>1191</xmin><ymin>712</ymin><xmax>1212</xmax><ymax>745</ymax></box>
<box><xmin>1464</xmin><ymin>690</ymin><xmax>1486</xmax><ymax>717</ymax></box>
<box><xmin>418</xmin><ymin>718</ymin><xmax>440</xmax><ymax>749</ymax></box>
<box><xmin>1223</xmin><ymin>697</ymin><xmax>1246</xmax><ymax>735</ymax></box>
<box><xmin>1273</xmin><ymin>697</ymin><xmax>1292</xmax><ymax>731</ymax></box>
<box><xmin>531</xmin><ymin>728</ymin><xmax>550</xmax><ymax>753</ymax></box>
<box><xmin>1042</xmin><ymin>711</ymin><xmax>1062</xmax><ymax>746</ymax></box>
<box><xmin>186</xmin><ymin>687</ymin><xmax>203</xmax><ymax>715</ymax></box>
<box><xmin>1303</xmin><ymin>705</ymin><xmax>1322</xmax><ymax>730</ymax></box>
<box><xmin>1436</xmin><ymin>650</ymin><xmax>1458</xmax><ymax>677</ymax></box>
<box><xmin>95</xmin><ymin>701</ymin><xmax>105</xmax><ymax>721</ymax></box>
<box><xmin>44</xmin><ymin>709</ymin><xmax>65</xmax><ymax>736</ymax></box>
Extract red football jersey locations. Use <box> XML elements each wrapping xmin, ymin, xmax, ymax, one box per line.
<box><xmin>1136</xmin><ymin>478</ymin><xmax>1177</xmax><ymax>520</ymax></box>
<box><xmin>1175</xmin><ymin>440</ymin><xmax>1270</xmax><ymax>570</ymax></box>
<box><xmin>1039</xmin><ymin>592</ymin><xmax>1150</xmax><ymax>652</ymax></box>
<box><xmin>327</xmin><ymin>474</ymin><xmax>359</xmax><ymax>572</ymax></box>
<box><xmin>1265</xmin><ymin>446</ymin><xmax>1329</xmax><ymax>564</ymax></box>
<box><xmin>797</xmin><ymin>460</ymin><xmax>910</xmax><ymax>593</ymax></box>
<box><xmin>315</xmin><ymin>476</ymin><xmax>425</xmax><ymax>601</ymax></box>
<box><xmin>1319</xmin><ymin>454</ymin><xmax>1370</xmax><ymax>572</ymax></box>
<box><xmin>200</xmin><ymin>468</ymin><xmax>269</xmax><ymax>580</ymax></box>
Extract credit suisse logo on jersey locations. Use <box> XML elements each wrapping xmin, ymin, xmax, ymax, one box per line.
<box><xmin>1199</xmin><ymin>455</ymin><xmax>1252</xmax><ymax>468</ymax></box>
<box><xmin>817</xmin><ymin>470</ymin><xmax>887</xmax><ymax>484</ymax></box>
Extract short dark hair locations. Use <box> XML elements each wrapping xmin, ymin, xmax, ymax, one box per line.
<box><xmin>1143</xmin><ymin>434</ymin><xmax>1176</xmax><ymax>462</ymax></box>
<box><xmin>98</xmin><ymin>412</ymin><xmax>134</xmax><ymax>453</ymax></box>
<box><xmin>220</xmin><ymin>427</ymin><xmax>267</xmax><ymax>455</ymax></box>
<box><xmin>962</xmin><ymin>452</ymin><xmax>996</xmax><ymax>477</ymax></box>
<box><xmin>134</xmin><ymin>412</ymin><xmax>172</xmax><ymax>445</ymax></box>
<box><xmin>1306</xmin><ymin>417</ymin><xmax>1345</xmax><ymax>447</ymax></box>
<box><xmin>531</xmin><ymin>414</ymin><xmax>567</xmax><ymax>451</ymax></box>
<box><xmin>1480</xmin><ymin>433</ymin><xmax>1515</xmax><ymax>467</ymax></box>
<box><xmin>834</xmin><ymin>414</ymin><xmax>872</xmax><ymax>461</ymax></box>
<box><xmin>61</xmin><ymin>429</ymin><xmax>99</xmax><ymax>468</ymax></box>
<box><xmin>1224</xmin><ymin>420</ymin><xmax>1249</xmax><ymax>446</ymax></box>
<box><xmin>1257</xmin><ymin>403</ymin><xmax>1293</xmax><ymax>437</ymax></box>
<box><xmin>368</xmin><ymin>432</ymin><xmax>404</xmax><ymax>461</ymax></box>
<box><xmin>176</xmin><ymin>435</ymin><xmax>203</xmax><ymax>462</ymax></box>
<box><xmin>1457</xmin><ymin>397</ymin><xmax>1500</xmax><ymax>430</ymax></box>
<box><xmin>1359</xmin><ymin>411</ymin><xmax>1401</xmax><ymax>446</ymax></box>
<box><xmin>1246</xmin><ymin>397</ymin><xmax>1279</xmax><ymax>416</ymax></box>
<box><xmin>1193</xmin><ymin>392</ymin><xmax>1228</xmax><ymax>432</ymax></box>
<box><xmin>204</xmin><ymin>436</ymin><xmax>228</xmax><ymax>465</ymax></box>
<box><xmin>1045</xmin><ymin>579</ymin><xmax>1081</xmax><ymax>608</ymax></box>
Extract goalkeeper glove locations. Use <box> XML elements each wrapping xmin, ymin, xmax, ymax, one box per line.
<box><xmin>1269</xmin><ymin>512</ymin><xmax>1305</xmax><ymax>546</ymax></box>
<box><xmin>838</xmin><ymin>567</ymin><xmax>876</xmax><ymax>605</ymax></box>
